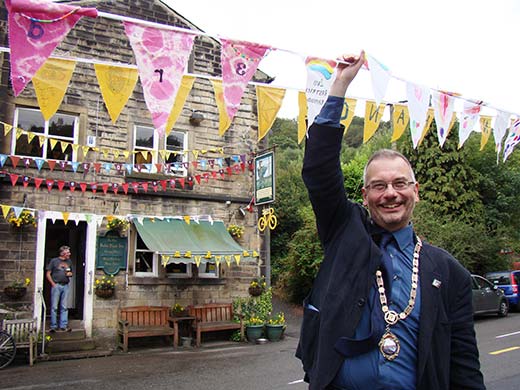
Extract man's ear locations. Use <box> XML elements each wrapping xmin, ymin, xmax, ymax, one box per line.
<box><xmin>362</xmin><ymin>187</ymin><xmax>368</xmax><ymax>206</ymax></box>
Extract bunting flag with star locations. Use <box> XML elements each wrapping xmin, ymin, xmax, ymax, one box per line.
<box><xmin>406</xmin><ymin>82</ymin><xmax>430</xmax><ymax>148</ymax></box>
<box><xmin>391</xmin><ymin>104</ymin><xmax>409</xmax><ymax>142</ymax></box>
<box><xmin>123</xmin><ymin>22</ymin><xmax>195</xmax><ymax>136</ymax></box>
<box><xmin>5</xmin><ymin>0</ymin><xmax>97</xmax><ymax>96</ymax></box>
<box><xmin>32</xmin><ymin>58</ymin><xmax>76</xmax><ymax>120</ymax></box>
<box><xmin>256</xmin><ymin>85</ymin><xmax>286</xmax><ymax>141</ymax></box>
<box><xmin>220</xmin><ymin>39</ymin><xmax>271</xmax><ymax>121</ymax></box>
<box><xmin>94</xmin><ymin>64</ymin><xmax>139</xmax><ymax>124</ymax></box>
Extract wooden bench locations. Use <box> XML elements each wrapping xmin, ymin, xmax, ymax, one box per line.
<box><xmin>1</xmin><ymin>318</ymin><xmax>38</xmax><ymax>366</ymax></box>
<box><xmin>188</xmin><ymin>303</ymin><xmax>244</xmax><ymax>347</ymax></box>
<box><xmin>117</xmin><ymin>306</ymin><xmax>174</xmax><ymax>352</ymax></box>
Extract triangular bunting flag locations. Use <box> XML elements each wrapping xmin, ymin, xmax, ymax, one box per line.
<box><xmin>406</xmin><ymin>82</ymin><xmax>430</xmax><ymax>148</ymax></box>
<box><xmin>165</xmin><ymin>75</ymin><xmax>196</xmax><ymax>134</ymax></box>
<box><xmin>431</xmin><ymin>91</ymin><xmax>455</xmax><ymax>147</ymax></box>
<box><xmin>62</xmin><ymin>211</ymin><xmax>70</xmax><ymax>225</ymax></box>
<box><xmin>304</xmin><ymin>57</ymin><xmax>337</xmax><ymax>129</ymax></box>
<box><xmin>458</xmin><ymin>100</ymin><xmax>482</xmax><ymax>149</ymax></box>
<box><xmin>366</xmin><ymin>54</ymin><xmax>390</xmax><ymax>106</ymax></box>
<box><xmin>480</xmin><ymin>115</ymin><xmax>493</xmax><ymax>151</ymax></box>
<box><xmin>503</xmin><ymin>119</ymin><xmax>520</xmax><ymax>162</ymax></box>
<box><xmin>210</xmin><ymin>79</ymin><xmax>232</xmax><ymax>136</ymax></box>
<box><xmin>297</xmin><ymin>91</ymin><xmax>308</xmax><ymax>144</ymax></box>
<box><xmin>256</xmin><ymin>85</ymin><xmax>286</xmax><ymax>141</ymax></box>
<box><xmin>340</xmin><ymin>98</ymin><xmax>357</xmax><ymax>134</ymax></box>
<box><xmin>391</xmin><ymin>104</ymin><xmax>409</xmax><ymax>142</ymax></box>
<box><xmin>493</xmin><ymin>111</ymin><xmax>509</xmax><ymax>161</ymax></box>
<box><xmin>363</xmin><ymin>101</ymin><xmax>385</xmax><ymax>143</ymax></box>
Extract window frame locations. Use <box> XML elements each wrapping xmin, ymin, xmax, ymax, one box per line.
<box><xmin>165</xmin><ymin>262</ymin><xmax>193</xmax><ymax>279</ymax></box>
<box><xmin>198</xmin><ymin>261</ymin><xmax>219</xmax><ymax>279</ymax></box>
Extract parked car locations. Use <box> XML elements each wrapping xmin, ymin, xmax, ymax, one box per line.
<box><xmin>471</xmin><ymin>274</ymin><xmax>508</xmax><ymax>317</ymax></box>
<box><xmin>484</xmin><ymin>270</ymin><xmax>520</xmax><ymax>310</ymax></box>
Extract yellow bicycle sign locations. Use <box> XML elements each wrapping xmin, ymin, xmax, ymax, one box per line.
<box><xmin>257</xmin><ymin>207</ymin><xmax>278</xmax><ymax>232</ymax></box>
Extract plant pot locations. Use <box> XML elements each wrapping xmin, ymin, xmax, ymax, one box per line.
<box><xmin>265</xmin><ymin>324</ymin><xmax>284</xmax><ymax>342</ymax></box>
<box><xmin>171</xmin><ymin>310</ymin><xmax>189</xmax><ymax>318</ymax></box>
<box><xmin>248</xmin><ymin>286</ymin><xmax>264</xmax><ymax>297</ymax></box>
<box><xmin>3</xmin><ymin>286</ymin><xmax>27</xmax><ymax>299</ymax></box>
<box><xmin>95</xmin><ymin>288</ymin><xmax>114</xmax><ymax>298</ymax></box>
<box><xmin>246</xmin><ymin>324</ymin><xmax>264</xmax><ymax>342</ymax></box>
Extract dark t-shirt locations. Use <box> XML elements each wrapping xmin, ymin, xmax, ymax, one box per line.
<box><xmin>46</xmin><ymin>257</ymin><xmax>72</xmax><ymax>284</ymax></box>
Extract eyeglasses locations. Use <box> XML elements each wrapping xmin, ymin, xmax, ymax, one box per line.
<box><xmin>365</xmin><ymin>180</ymin><xmax>415</xmax><ymax>193</ymax></box>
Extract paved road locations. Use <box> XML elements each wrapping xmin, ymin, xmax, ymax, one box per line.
<box><xmin>0</xmin><ymin>303</ymin><xmax>518</xmax><ymax>389</ymax></box>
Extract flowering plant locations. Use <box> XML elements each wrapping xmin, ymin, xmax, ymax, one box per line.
<box><xmin>227</xmin><ymin>224</ymin><xmax>244</xmax><ymax>238</ymax></box>
<box><xmin>7</xmin><ymin>210</ymin><xmax>37</xmax><ymax>228</ymax></box>
<box><xmin>171</xmin><ymin>303</ymin><xmax>186</xmax><ymax>315</ymax></box>
<box><xmin>246</xmin><ymin>316</ymin><xmax>264</xmax><ymax>326</ymax></box>
<box><xmin>106</xmin><ymin>217</ymin><xmax>129</xmax><ymax>231</ymax></box>
<box><xmin>249</xmin><ymin>276</ymin><xmax>267</xmax><ymax>290</ymax></box>
<box><xmin>7</xmin><ymin>277</ymin><xmax>31</xmax><ymax>289</ymax></box>
<box><xmin>268</xmin><ymin>312</ymin><xmax>285</xmax><ymax>326</ymax></box>
<box><xmin>94</xmin><ymin>275</ymin><xmax>116</xmax><ymax>290</ymax></box>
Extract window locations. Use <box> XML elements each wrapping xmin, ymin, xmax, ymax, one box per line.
<box><xmin>12</xmin><ymin>107</ymin><xmax>79</xmax><ymax>161</ymax></box>
<box><xmin>165</xmin><ymin>262</ymin><xmax>192</xmax><ymax>278</ymax></box>
<box><xmin>133</xmin><ymin>125</ymin><xmax>187</xmax><ymax>176</ymax></box>
<box><xmin>198</xmin><ymin>262</ymin><xmax>219</xmax><ymax>279</ymax></box>
<box><xmin>134</xmin><ymin>234</ymin><xmax>158</xmax><ymax>277</ymax></box>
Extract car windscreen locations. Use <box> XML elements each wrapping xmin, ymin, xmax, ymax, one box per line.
<box><xmin>485</xmin><ymin>272</ymin><xmax>511</xmax><ymax>285</ymax></box>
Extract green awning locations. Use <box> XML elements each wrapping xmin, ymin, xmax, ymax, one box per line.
<box><xmin>133</xmin><ymin>218</ymin><xmax>247</xmax><ymax>264</ymax></box>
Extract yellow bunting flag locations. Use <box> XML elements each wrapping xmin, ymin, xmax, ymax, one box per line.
<box><xmin>62</xmin><ymin>212</ymin><xmax>70</xmax><ymax>225</ymax></box>
<box><xmin>256</xmin><ymin>86</ymin><xmax>286</xmax><ymax>141</ymax></box>
<box><xmin>113</xmin><ymin>149</ymin><xmax>120</xmax><ymax>159</ymax></box>
<box><xmin>123</xmin><ymin>151</ymin><xmax>130</xmax><ymax>159</ymax></box>
<box><xmin>418</xmin><ymin>108</ymin><xmax>435</xmax><ymax>147</ymax></box>
<box><xmin>38</xmin><ymin>135</ymin><xmax>45</xmax><ymax>147</ymax></box>
<box><xmin>340</xmin><ymin>98</ymin><xmax>357</xmax><ymax>134</ymax></box>
<box><xmin>252</xmin><ymin>250</ymin><xmax>259</xmax><ymax>257</ymax></box>
<box><xmin>242</xmin><ymin>250</ymin><xmax>250</xmax><ymax>257</ymax></box>
<box><xmin>33</xmin><ymin>58</ymin><xmax>76</xmax><ymax>121</ymax></box>
<box><xmin>480</xmin><ymin>115</ymin><xmax>492</xmax><ymax>150</ymax></box>
<box><xmin>184</xmin><ymin>251</ymin><xmax>192</xmax><ymax>258</ymax></box>
<box><xmin>214</xmin><ymin>255</ymin><xmax>222</xmax><ymax>266</ymax></box>
<box><xmin>161</xmin><ymin>255</ymin><xmax>170</xmax><ymax>267</ymax></box>
<box><xmin>225</xmin><ymin>255</ymin><xmax>232</xmax><ymax>267</ymax></box>
<box><xmin>165</xmin><ymin>75</ymin><xmax>195</xmax><ymax>135</ymax></box>
<box><xmin>94</xmin><ymin>64</ymin><xmax>138</xmax><ymax>124</ymax></box>
<box><xmin>3</xmin><ymin>123</ymin><xmax>13</xmax><ymax>136</ymax></box>
<box><xmin>174</xmin><ymin>251</ymin><xmax>181</xmax><ymax>258</ymax></box>
<box><xmin>49</xmin><ymin>138</ymin><xmax>60</xmax><ymax>152</ymax></box>
<box><xmin>205</xmin><ymin>251</ymin><xmax>212</xmax><ymax>259</ymax></box>
<box><xmin>391</xmin><ymin>104</ymin><xmax>409</xmax><ymax>142</ymax></box>
<box><xmin>297</xmin><ymin>91</ymin><xmax>308</xmax><ymax>144</ymax></box>
<box><xmin>194</xmin><ymin>256</ymin><xmax>202</xmax><ymax>267</ymax></box>
<box><xmin>234</xmin><ymin>254</ymin><xmax>241</xmax><ymax>265</ymax></box>
<box><xmin>192</xmin><ymin>150</ymin><xmax>199</xmax><ymax>160</ymax></box>
<box><xmin>363</xmin><ymin>101</ymin><xmax>386</xmax><ymax>143</ymax></box>
<box><xmin>82</xmin><ymin>146</ymin><xmax>90</xmax><ymax>158</ymax></box>
<box><xmin>1</xmin><ymin>204</ymin><xmax>11</xmax><ymax>218</ymax></box>
<box><xmin>183</xmin><ymin>215</ymin><xmax>191</xmax><ymax>224</ymax></box>
<box><xmin>210</xmin><ymin>79</ymin><xmax>232</xmax><ymax>136</ymax></box>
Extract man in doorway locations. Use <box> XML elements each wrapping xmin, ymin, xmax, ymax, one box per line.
<box><xmin>46</xmin><ymin>246</ymin><xmax>73</xmax><ymax>332</ymax></box>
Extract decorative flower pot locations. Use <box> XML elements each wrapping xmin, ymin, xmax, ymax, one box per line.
<box><xmin>246</xmin><ymin>325</ymin><xmax>264</xmax><ymax>342</ymax></box>
<box><xmin>171</xmin><ymin>310</ymin><xmax>189</xmax><ymax>318</ymax></box>
<box><xmin>3</xmin><ymin>286</ymin><xmax>27</xmax><ymax>299</ymax></box>
<box><xmin>95</xmin><ymin>288</ymin><xmax>114</xmax><ymax>298</ymax></box>
<box><xmin>265</xmin><ymin>324</ymin><xmax>284</xmax><ymax>342</ymax></box>
<box><xmin>248</xmin><ymin>286</ymin><xmax>264</xmax><ymax>297</ymax></box>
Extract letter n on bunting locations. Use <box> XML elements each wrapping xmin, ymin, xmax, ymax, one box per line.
<box><xmin>5</xmin><ymin>0</ymin><xmax>98</xmax><ymax>96</ymax></box>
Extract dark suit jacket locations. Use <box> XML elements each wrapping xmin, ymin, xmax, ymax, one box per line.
<box><xmin>296</xmin><ymin>123</ymin><xmax>485</xmax><ymax>390</ymax></box>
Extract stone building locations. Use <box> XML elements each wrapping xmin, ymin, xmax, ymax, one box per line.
<box><xmin>0</xmin><ymin>0</ymin><xmax>270</xmax><ymax>347</ymax></box>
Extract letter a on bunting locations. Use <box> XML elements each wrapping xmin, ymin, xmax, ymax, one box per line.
<box><xmin>220</xmin><ymin>39</ymin><xmax>271</xmax><ymax>123</ymax></box>
<box><xmin>5</xmin><ymin>0</ymin><xmax>98</xmax><ymax>96</ymax></box>
<box><xmin>123</xmin><ymin>22</ymin><xmax>195</xmax><ymax>136</ymax></box>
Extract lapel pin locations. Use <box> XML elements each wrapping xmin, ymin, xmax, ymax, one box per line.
<box><xmin>432</xmin><ymin>279</ymin><xmax>442</xmax><ymax>288</ymax></box>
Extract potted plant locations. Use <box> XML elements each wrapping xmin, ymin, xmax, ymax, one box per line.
<box><xmin>106</xmin><ymin>217</ymin><xmax>129</xmax><ymax>236</ymax></box>
<box><xmin>266</xmin><ymin>312</ymin><xmax>285</xmax><ymax>342</ymax></box>
<box><xmin>3</xmin><ymin>277</ymin><xmax>31</xmax><ymax>299</ymax></box>
<box><xmin>245</xmin><ymin>316</ymin><xmax>264</xmax><ymax>342</ymax></box>
<box><xmin>227</xmin><ymin>224</ymin><xmax>244</xmax><ymax>240</ymax></box>
<box><xmin>94</xmin><ymin>274</ymin><xmax>116</xmax><ymax>298</ymax></box>
<box><xmin>170</xmin><ymin>303</ymin><xmax>189</xmax><ymax>317</ymax></box>
<box><xmin>248</xmin><ymin>276</ymin><xmax>266</xmax><ymax>297</ymax></box>
<box><xmin>6</xmin><ymin>210</ymin><xmax>37</xmax><ymax>229</ymax></box>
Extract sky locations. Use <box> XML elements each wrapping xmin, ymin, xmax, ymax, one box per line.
<box><xmin>166</xmin><ymin>0</ymin><xmax>520</xmax><ymax>120</ymax></box>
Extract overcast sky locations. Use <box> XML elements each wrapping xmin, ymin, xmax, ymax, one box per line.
<box><xmin>167</xmin><ymin>0</ymin><xmax>520</xmax><ymax>119</ymax></box>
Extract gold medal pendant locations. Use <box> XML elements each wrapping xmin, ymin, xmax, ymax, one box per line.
<box><xmin>379</xmin><ymin>329</ymin><xmax>400</xmax><ymax>361</ymax></box>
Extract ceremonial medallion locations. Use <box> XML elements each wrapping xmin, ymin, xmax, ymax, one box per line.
<box><xmin>379</xmin><ymin>330</ymin><xmax>400</xmax><ymax>361</ymax></box>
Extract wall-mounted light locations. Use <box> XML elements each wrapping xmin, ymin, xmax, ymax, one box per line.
<box><xmin>190</xmin><ymin>110</ymin><xmax>205</xmax><ymax>126</ymax></box>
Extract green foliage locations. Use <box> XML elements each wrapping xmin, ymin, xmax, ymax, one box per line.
<box><xmin>233</xmin><ymin>288</ymin><xmax>273</xmax><ymax>323</ymax></box>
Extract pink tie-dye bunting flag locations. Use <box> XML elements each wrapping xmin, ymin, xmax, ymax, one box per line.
<box><xmin>123</xmin><ymin>22</ymin><xmax>195</xmax><ymax>136</ymax></box>
<box><xmin>220</xmin><ymin>39</ymin><xmax>271</xmax><ymax>121</ymax></box>
<box><xmin>6</xmin><ymin>0</ymin><xmax>98</xmax><ymax>96</ymax></box>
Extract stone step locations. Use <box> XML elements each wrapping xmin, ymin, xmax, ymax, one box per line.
<box><xmin>46</xmin><ymin>328</ymin><xmax>86</xmax><ymax>341</ymax></box>
<box><xmin>38</xmin><ymin>348</ymin><xmax>113</xmax><ymax>362</ymax></box>
<box><xmin>46</xmin><ymin>338</ymin><xmax>96</xmax><ymax>353</ymax></box>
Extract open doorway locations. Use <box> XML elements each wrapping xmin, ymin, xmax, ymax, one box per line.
<box><xmin>42</xmin><ymin>221</ymin><xmax>87</xmax><ymax>321</ymax></box>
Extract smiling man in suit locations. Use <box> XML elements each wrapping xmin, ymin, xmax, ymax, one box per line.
<box><xmin>296</xmin><ymin>51</ymin><xmax>485</xmax><ymax>390</ymax></box>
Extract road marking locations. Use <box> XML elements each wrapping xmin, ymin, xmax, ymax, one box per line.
<box><xmin>288</xmin><ymin>379</ymin><xmax>304</xmax><ymax>385</ymax></box>
<box><xmin>496</xmin><ymin>330</ymin><xmax>520</xmax><ymax>339</ymax></box>
<box><xmin>4</xmin><ymin>379</ymin><xmax>100</xmax><ymax>389</ymax></box>
<box><xmin>489</xmin><ymin>346</ymin><xmax>520</xmax><ymax>355</ymax></box>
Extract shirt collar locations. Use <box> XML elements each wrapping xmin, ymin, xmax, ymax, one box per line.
<box><xmin>370</xmin><ymin>222</ymin><xmax>414</xmax><ymax>251</ymax></box>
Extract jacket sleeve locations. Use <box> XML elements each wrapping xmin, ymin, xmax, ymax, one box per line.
<box><xmin>449</xmin><ymin>272</ymin><xmax>486</xmax><ymax>389</ymax></box>
<box><xmin>302</xmin><ymin>123</ymin><xmax>352</xmax><ymax>246</ymax></box>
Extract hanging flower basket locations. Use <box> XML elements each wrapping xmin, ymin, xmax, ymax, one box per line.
<box><xmin>95</xmin><ymin>288</ymin><xmax>114</xmax><ymax>298</ymax></box>
<box><xmin>248</xmin><ymin>286</ymin><xmax>264</xmax><ymax>297</ymax></box>
<box><xmin>4</xmin><ymin>286</ymin><xmax>27</xmax><ymax>299</ymax></box>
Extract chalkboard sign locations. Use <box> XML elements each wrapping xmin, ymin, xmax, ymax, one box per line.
<box><xmin>96</xmin><ymin>232</ymin><xmax>127</xmax><ymax>275</ymax></box>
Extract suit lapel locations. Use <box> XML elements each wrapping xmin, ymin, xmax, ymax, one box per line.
<box><xmin>417</xmin><ymin>246</ymin><xmax>443</xmax><ymax>381</ymax></box>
